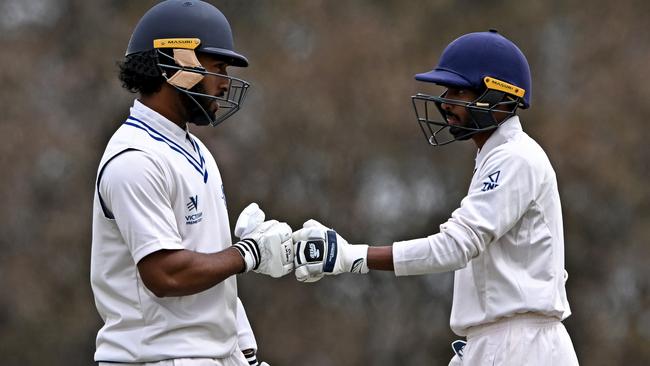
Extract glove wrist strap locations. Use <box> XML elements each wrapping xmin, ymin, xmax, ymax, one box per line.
<box><xmin>232</xmin><ymin>239</ymin><xmax>260</xmax><ymax>273</ymax></box>
<box><xmin>244</xmin><ymin>352</ymin><xmax>259</xmax><ymax>366</ymax></box>
<box><xmin>346</xmin><ymin>244</ymin><xmax>370</xmax><ymax>274</ymax></box>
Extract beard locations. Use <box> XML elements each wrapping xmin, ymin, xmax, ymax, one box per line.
<box><xmin>179</xmin><ymin>83</ymin><xmax>216</xmax><ymax>126</ymax></box>
<box><xmin>446</xmin><ymin>111</ymin><xmax>476</xmax><ymax>141</ymax></box>
<box><xmin>449</xmin><ymin>125</ymin><xmax>475</xmax><ymax>140</ymax></box>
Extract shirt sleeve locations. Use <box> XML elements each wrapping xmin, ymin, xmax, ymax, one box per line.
<box><xmin>99</xmin><ymin>150</ymin><xmax>184</xmax><ymax>263</ymax></box>
<box><xmin>393</xmin><ymin>148</ymin><xmax>537</xmax><ymax>276</ymax></box>
<box><xmin>236</xmin><ymin>297</ymin><xmax>258</xmax><ymax>352</ymax></box>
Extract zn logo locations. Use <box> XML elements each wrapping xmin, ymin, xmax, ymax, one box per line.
<box><xmin>481</xmin><ymin>171</ymin><xmax>501</xmax><ymax>191</ymax></box>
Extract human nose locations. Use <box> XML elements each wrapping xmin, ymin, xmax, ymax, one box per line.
<box><xmin>216</xmin><ymin>75</ymin><xmax>229</xmax><ymax>96</ymax></box>
<box><xmin>440</xmin><ymin>100</ymin><xmax>453</xmax><ymax>113</ymax></box>
<box><xmin>438</xmin><ymin>91</ymin><xmax>452</xmax><ymax>111</ymax></box>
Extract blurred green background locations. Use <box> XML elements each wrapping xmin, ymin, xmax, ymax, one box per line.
<box><xmin>1</xmin><ymin>0</ymin><xmax>649</xmax><ymax>364</ymax></box>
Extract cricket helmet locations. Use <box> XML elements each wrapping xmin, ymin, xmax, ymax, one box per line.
<box><xmin>126</xmin><ymin>0</ymin><xmax>248</xmax><ymax>66</ymax></box>
<box><xmin>411</xmin><ymin>30</ymin><xmax>531</xmax><ymax>146</ymax></box>
<box><xmin>125</xmin><ymin>0</ymin><xmax>250</xmax><ymax>126</ymax></box>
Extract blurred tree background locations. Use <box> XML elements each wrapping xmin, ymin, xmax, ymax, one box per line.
<box><xmin>1</xmin><ymin>0</ymin><xmax>649</xmax><ymax>364</ymax></box>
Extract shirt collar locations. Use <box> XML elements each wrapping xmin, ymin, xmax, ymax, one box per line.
<box><xmin>129</xmin><ymin>99</ymin><xmax>190</xmax><ymax>142</ymax></box>
<box><xmin>475</xmin><ymin>115</ymin><xmax>522</xmax><ymax>168</ymax></box>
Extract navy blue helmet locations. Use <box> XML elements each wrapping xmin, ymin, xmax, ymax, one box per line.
<box><xmin>411</xmin><ymin>30</ymin><xmax>532</xmax><ymax>146</ymax></box>
<box><xmin>126</xmin><ymin>0</ymin><xmax>248</xmax><ymax>66</ymax></box>
<box><xmin>126</xmin><ymin>0</ymin><xmax>250</xmax><ymax>126</ymax></box>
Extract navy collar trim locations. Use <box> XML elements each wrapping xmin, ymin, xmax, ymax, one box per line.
<box><xmin>125</xmin><ymin>116</ymin><xmax>208</xmax><ymax>183</ymax></box>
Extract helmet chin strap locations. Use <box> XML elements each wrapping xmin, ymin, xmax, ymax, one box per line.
<box><xmin>467</xmin><ymin>89</ymin><xmax>514</xmax><ymax>130</ymax></box>
<box><xmin>180</xmin><ymin>87</ymin><xmax>215</xmax><ymax>126</ymax></box>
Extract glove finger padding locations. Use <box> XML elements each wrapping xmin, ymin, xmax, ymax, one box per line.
<box><xmin>302</xmin><ymin>219</ymin><xmax>328</xmax><ymax>230</ymax></box>
<box><xmin>294</xmin><ymin>263</ymin><xmax>324</xmax><ymax>283</ymax></box>
<box><xmin>235</xmin><ymin>203</ymin><xmax>266</xmax><ymax>238</ymax></box>
<box><xmin>291</xmin><ymin>224</ymin><xmax>328</xmax><ymax>243</ymax></box>
<box><xmin>254</xmin><ymin>222</ymin><xmax>294</xmax><ymax>278</ymax></box>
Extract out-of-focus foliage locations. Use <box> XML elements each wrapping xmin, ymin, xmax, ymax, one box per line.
<box><xmin>1</xmin><ymin>0</ymin><xmax>649</xmax><ymax>364</ymax></box>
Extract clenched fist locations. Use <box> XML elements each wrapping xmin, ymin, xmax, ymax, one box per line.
<box><xmin>233</xmin><ymin>203</ymin><xmax>294</xmax><ymax>278</ymax></box>
<box><xmin>292</xmin><ymin>219</ymin><xmax>369</xmax><ymax>282</ymax></box>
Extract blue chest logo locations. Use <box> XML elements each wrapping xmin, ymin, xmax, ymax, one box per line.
<box><xmin>185</xmin><ymin>195</ymin><xmax>203</xmax><ymax>224</ymax></box>
<box><xmin>481</xmin><ymin>170</ymin><xmax>501</xmax><ymax>191</ymax></box>
<box><xmin>187</xmin><ymin>195</ymin><xmax>198</xmax><ymax>211</ymax></box>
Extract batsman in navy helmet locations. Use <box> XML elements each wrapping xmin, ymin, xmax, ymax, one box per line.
<box><xmin>412</xmin><ymin>29</ymin><xmax>532</xmax><ymax>146</ymax></box>
<box><xmin>120</xmin><ymin>0</ymin><xmax>249</xmax><ymax>126</ymax></box>
<box><xmin>91</xmin><ymin>2</ymin><xmax>292</xmax><ymax>365</ymax></box>
<box><xmin>291</xmin><ymin>30</ymin><xmax>579</xmax><ymax>365</ymax></box>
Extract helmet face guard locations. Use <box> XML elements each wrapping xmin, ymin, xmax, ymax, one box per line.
<box><xmin>154</xmin><ymin>41</ymin><xmax>250</xmax><ymax>127</ymax></box>
<box><xmin>412</xmin><ymin>80</ymin><xmax>521</xmax><ymax>146</ymax></box>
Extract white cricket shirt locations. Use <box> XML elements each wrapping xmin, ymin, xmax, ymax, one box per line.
<box><xmin>91</xmin><ymin>100</ymin><xmax>238</xmax><ymax>362</ymax></box>
<box><xmin>392</xmin><ymin>116</ymin><xmax>571</xmax><ymax>336</ymax></box>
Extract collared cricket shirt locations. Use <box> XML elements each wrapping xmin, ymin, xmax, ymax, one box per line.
<box><xmin>91</xmin><ymin>100</ymin><xmax>237</xmax><ymax>362</ymax></box>
<box><xmin>392</xmin><ymin>116</ymin><xmax>571</xmax><ymax>336</ymax></box>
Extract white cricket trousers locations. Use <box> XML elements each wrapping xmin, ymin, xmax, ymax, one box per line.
<box><xmin>98</xmin><ymin>352</ymin><xmax>248</xmax><ymax>366</ymax></box>
<box><xmin>448</xmin><ymin>313</ymin><xmax>579</xmax><ymax>366</ymax></box>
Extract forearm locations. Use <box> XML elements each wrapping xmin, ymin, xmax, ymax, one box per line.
<box><xmin>138</xmin><ymin>247</ymin><xmax>245</xmax><ymax>297</ymax></box>
<box><xmin>367</xmin><ymin>245</ymin><xmax>394</xmax><ymax>271</ymax></box>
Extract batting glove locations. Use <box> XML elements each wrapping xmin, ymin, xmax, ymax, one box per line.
<box><xmin>292</xmin><ymin>219</ymin><xmax>369</xmax><ymax>282</ymax></box>
<box><xmin>233</xmin><ymin>203</ymin><xmax>294</xmax><ymax>278</ymax></box>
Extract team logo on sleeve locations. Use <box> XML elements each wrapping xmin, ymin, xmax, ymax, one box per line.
<box><xmin>481</xmin><ymin>171</ymin><xmax>500</xmax><ymax>191</ymax></box>
<box><xmin>185</xmin><ymin>195</ymin><xmax>203</xmax><ymax>224</ymax></box>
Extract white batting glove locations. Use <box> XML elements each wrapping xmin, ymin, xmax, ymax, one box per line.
<box><xmin>233</xmin><ymin>203</ymin><xmax>294</xmax><ymax>278</ymax></box>
<box><xmin>292</xmin><ymin>219</ymin><xmax>369</xmax><ymax>282</ymax></box>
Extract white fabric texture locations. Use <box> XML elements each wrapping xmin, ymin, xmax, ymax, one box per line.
<box><xmin>392</xmin><ymin>116</ymin><xmax>572</xmax><ymax>336</ymax></box>
<box><xmin>454</xmin><ymin>314</ymin><xmax>579</xmax><ymax>366</ymax></box>
<box><xmin>91</xmin><ymin>100</ymin><xmax>238</xmax><ymax>362</ymax></box>
<box><xmin>98</xmin><ymin>352</ymin><xmax>249</xmax><ymax>366</ymax></box>
<box><xmin>236</xmin><ymin>297</ymin><xmax>258</xmax><ymax>352</ymax></box>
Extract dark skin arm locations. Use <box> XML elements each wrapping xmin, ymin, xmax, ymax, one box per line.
<box><xmin>367</xmin><ymin>246</ymin><xmax>394</xmax><ymax>271</ymax></box>
<box><xmin>137</xmin><ymin>247</ymin><xmax>245</xmax><ymax>297</ymax></box>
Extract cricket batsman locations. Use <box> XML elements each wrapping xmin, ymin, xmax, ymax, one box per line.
<box><xmin>292</xmin><ymin>30</ymin><xmax>579</xmax><ymax>365</ymax></box>
<box><xmin>90</xmin><ymin>1</ymin><xmax>291</xmax><ymax>365</ymax></box>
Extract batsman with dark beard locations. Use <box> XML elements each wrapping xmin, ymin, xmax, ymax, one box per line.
<box><xmin>90</xmin><ymin>1</ymin><xmax>293</xmax><ymax>365</ymax></box>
